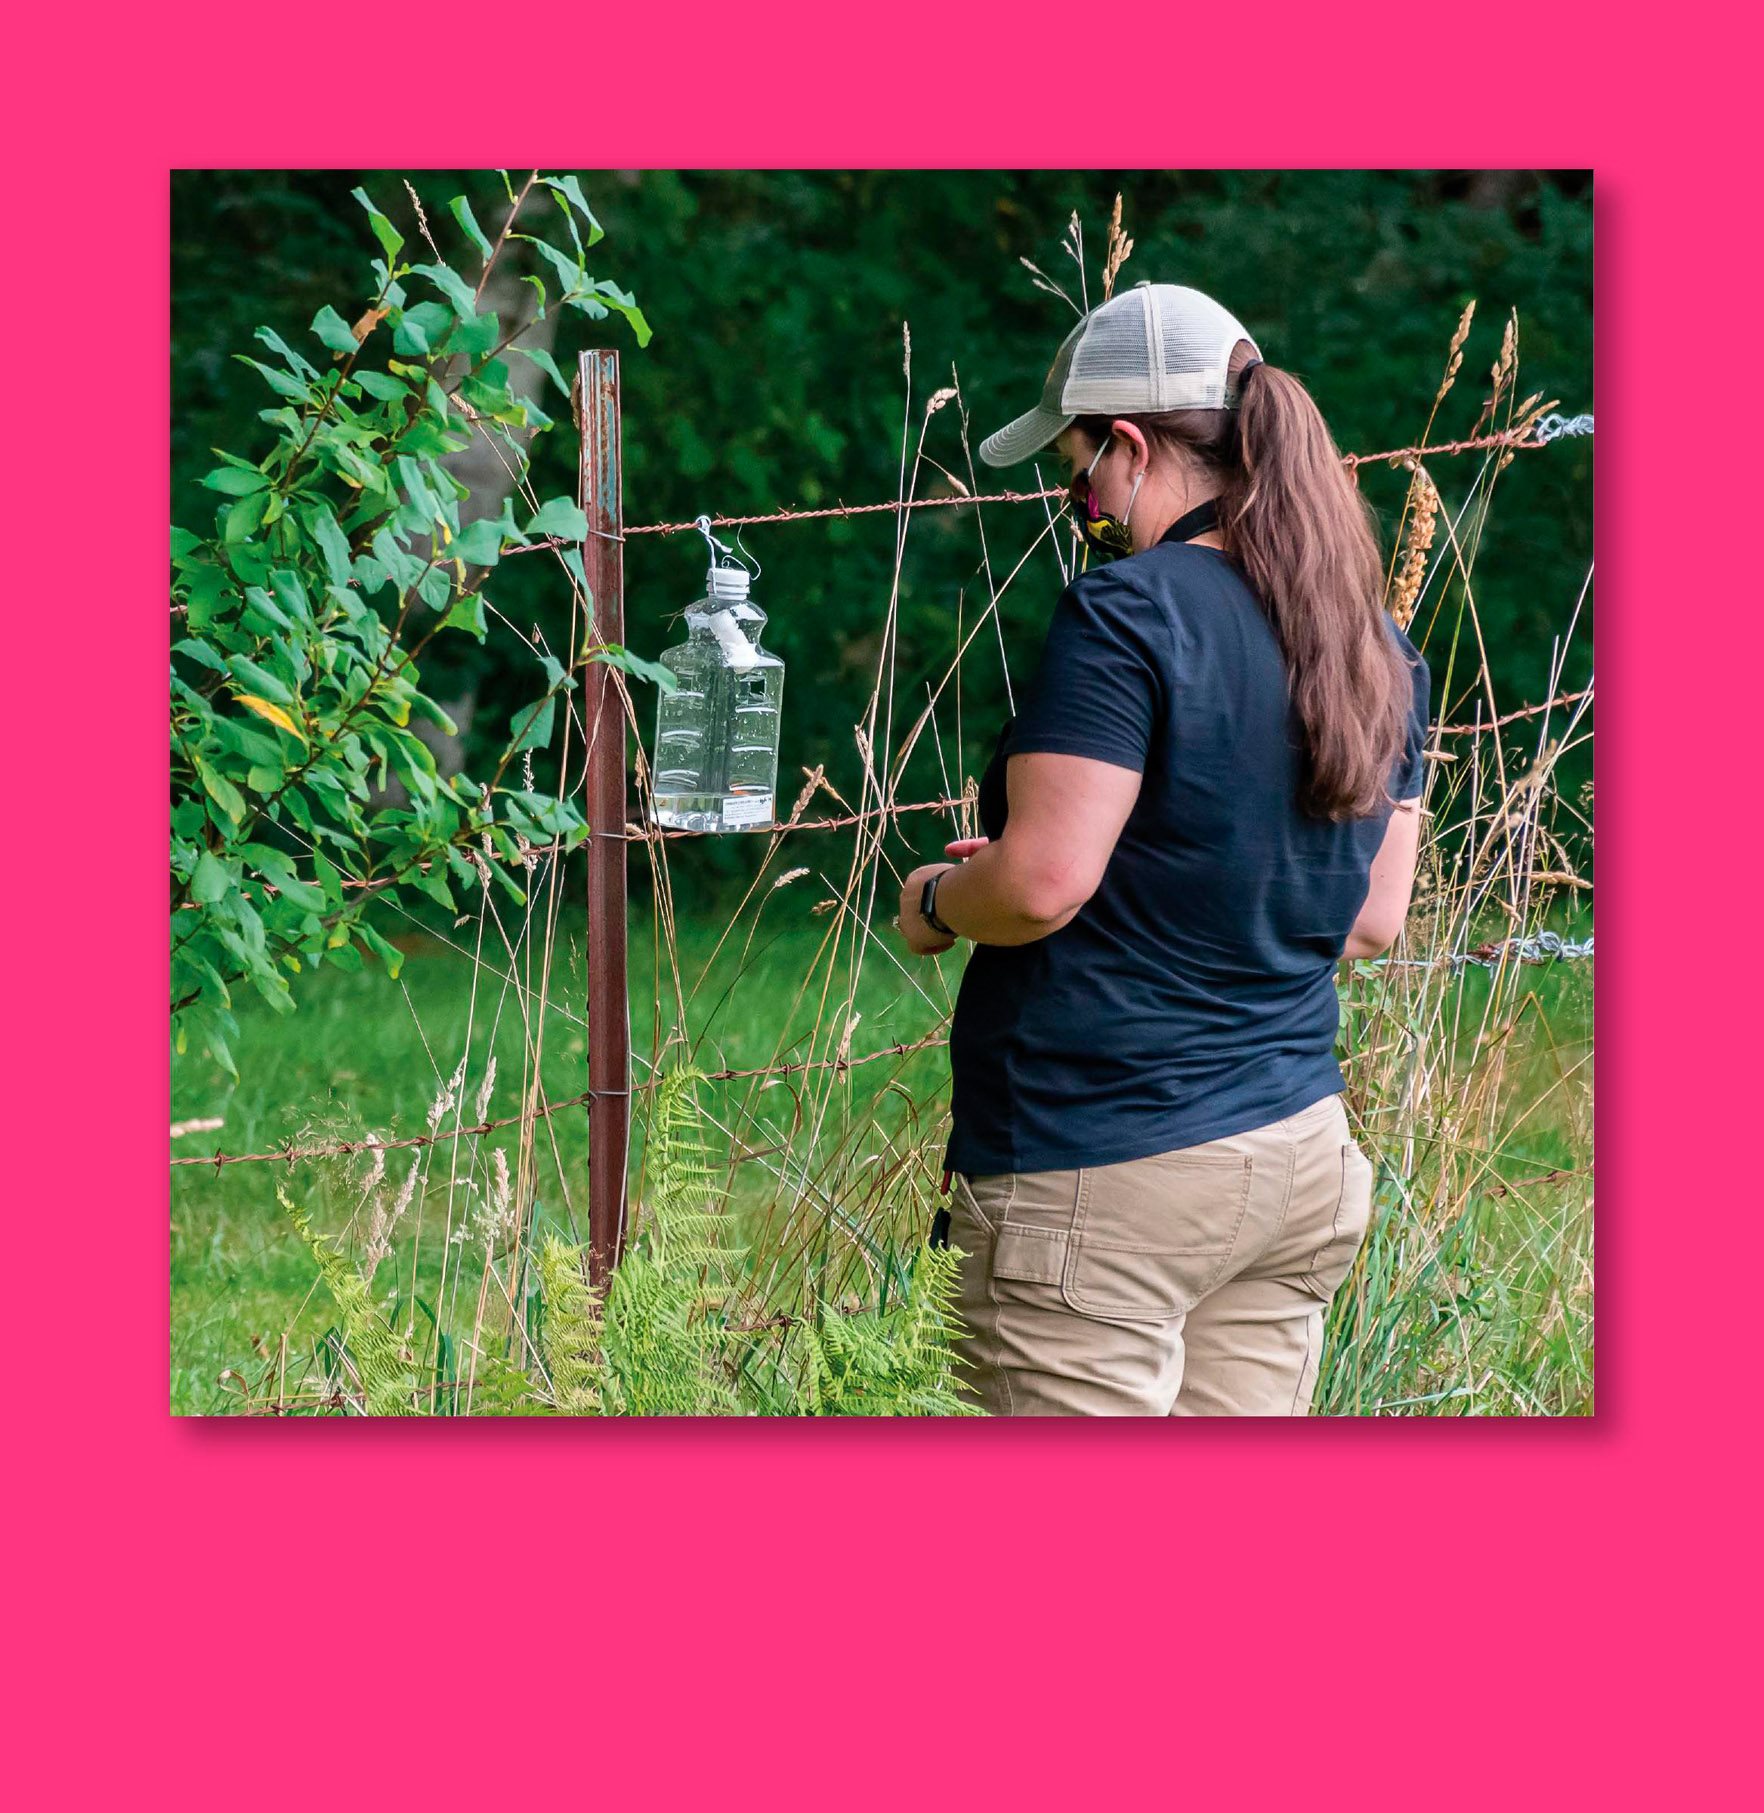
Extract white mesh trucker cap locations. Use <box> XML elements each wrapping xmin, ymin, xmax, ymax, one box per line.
<box><xmin>979</xmin><ymin>280</ymin><xmax>1259</xmax><ymax>467</ymax></box>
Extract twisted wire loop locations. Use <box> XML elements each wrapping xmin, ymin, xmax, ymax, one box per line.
<box><xmin>1531</xmin><ymin>413</ymin><xmax>1594</xmax><ymax>443</ymax></box>
<box><xmin>1374</xmin><ymin>931</ymin><xmax>1595</xmax><ymax>973</ymax></box>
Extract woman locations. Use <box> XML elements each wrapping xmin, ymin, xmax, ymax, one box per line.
<box><xmin>895</xmin><ymin>281</ymin><xmax>1430</xmax><ymax>1416</ymax></box>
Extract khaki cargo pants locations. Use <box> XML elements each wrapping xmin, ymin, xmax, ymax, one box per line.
<box><xmin>948</xmin><ymin>1094</ymin><xmax>1374</xmax><ymax>1416</ymax></box>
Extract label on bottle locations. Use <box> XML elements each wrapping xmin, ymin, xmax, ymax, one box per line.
<box><xmin>723</xmin><ymin>793</ymin><xmax>772</xmax><ymax>827</ymax></box>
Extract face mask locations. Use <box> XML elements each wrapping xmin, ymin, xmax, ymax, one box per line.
<box><xmin>1069</xmin><ymin>435</ymin><xmax>1145</xmax><ymax>562</ymax></box>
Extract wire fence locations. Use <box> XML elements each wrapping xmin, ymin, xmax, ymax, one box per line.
<box><xmin>496</xmin><ymin>415</ymin><xmax>1589</xmax><ymax>558</ymax></box>
<box><xmin>172</xmin><ymin>409</ymin><xmax>1593</xmax><ymax>1177</ymax></box>
<box><xmin>171</xmin><ymin>928</ymin><xmax>1596</xmax><ymax>1171</ymax></box>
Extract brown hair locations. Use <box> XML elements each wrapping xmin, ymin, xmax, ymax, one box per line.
<box><xmin>1076</xmin><ymin>345</ymin><xmax>1414</xmax><ymax>821</ymax></box>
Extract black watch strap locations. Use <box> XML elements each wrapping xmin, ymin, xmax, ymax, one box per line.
<box><xmin>921</xmin><ymin>870</ymin><xmax>956</xmax><ymax>937</ymax></box>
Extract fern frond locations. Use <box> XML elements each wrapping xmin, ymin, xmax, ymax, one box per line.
<box><xmin>805</xmin><ymin>1242</ymin><xmax>984</xmax><ymax>1417</ymax></box>
<box><xmin>278</xmin><ymin>1186</ymin><xmax>418</xmax><ymax>1416</ymax></box>
<box><xmin>535</xmin><ymin>1235</ymin><xmax>611</xmax><ymax>1415</ymax></box>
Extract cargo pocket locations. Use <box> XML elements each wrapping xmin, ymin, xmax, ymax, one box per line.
<box><xmin>1302</xmin><ymin>1144</ymin><xmax>1375</xmax><ymax>1302</ymax></box>
<box><xmin>1061</xmin><ymin>1148</ymin><xmax>1252</xmax><ymax>1322</ymax></box>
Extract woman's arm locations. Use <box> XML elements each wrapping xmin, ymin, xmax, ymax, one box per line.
<box><xmin>898</xmin><ymin>752</ymin><xmax>1140</xmax><ymax>950</ymax></box>
<box><xmin>1342</xmin><ymin>798</ymin><xmax>1422</xmax><ymax>958</ymax></box>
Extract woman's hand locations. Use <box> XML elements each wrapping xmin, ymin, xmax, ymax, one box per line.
<box><xmin>944</xmin><ymin>836</ymin><xmax>989</xmax><ymax>860</ymax></box>
<box><xmin>897</xmin><ymin>862</ymin><xmax>958</xmax><ymax>957</ymax></box>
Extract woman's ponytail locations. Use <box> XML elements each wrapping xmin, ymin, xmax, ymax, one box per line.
<box><xmin>1084</xmin><ymin>349</ymin><xmax>1414</xmax><ymax>821</ymax></box>
<box><xmin>1222</xmin><ymin>358</ymin><xmax>1411</xmax><ymax>820</ymax></box>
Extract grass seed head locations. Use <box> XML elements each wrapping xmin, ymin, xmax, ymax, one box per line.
<box><xmin>1389</xmin><ymin>461</ymin><xmax>1441</xmax><ymax>630</ymax></box>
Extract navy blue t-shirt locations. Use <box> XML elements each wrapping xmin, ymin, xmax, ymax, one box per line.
<box><xmin>944</xmin><ymin>534</ymin><xmax>1430</xmax><ymax>1176</ymax></box>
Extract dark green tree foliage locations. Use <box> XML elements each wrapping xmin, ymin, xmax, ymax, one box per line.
<box><xmin>171</xmin><ymin>175</ymin><xmax>656</xmax><ymax>1074</ymax></box>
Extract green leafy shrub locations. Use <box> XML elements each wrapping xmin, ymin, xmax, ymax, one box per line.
<box><xmin>171</xmin><ymin>173</ymin><xmax>656</xmax><ymax>1076</ymax></box>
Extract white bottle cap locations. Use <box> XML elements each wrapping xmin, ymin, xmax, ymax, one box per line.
<box><xmin>707</xmin><ymin>563</ymin><xmax>751</xmax><ymax>604</ymax></box>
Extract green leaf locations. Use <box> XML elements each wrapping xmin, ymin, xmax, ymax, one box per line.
<box><xmin>512</xmin><ymin>345</ymin><xmax>571</xmax><ymax>396</ymax></box>
<box><xmin>255</xmin><ymin>325</ymin><xmax>319</xmax><ymax>381</ymax></box>
<box><xmin>250</xmin><ymin>852</ymin><xmax>326</xmax><ymax>912</ymax></box>
<box><xmin>234</xmin><ymin>355</ymin><xmax>310</xmax><ymax>401</ymax></box>
<box><xmin>172</xmin><ymin>637</ymin><xmax>229</xmax><ymax>674</ymax></box>
<box><xmin>506</xmin><ymin>695</ymin><xmax>556</xmax><ymax>755</ymax></box>
<box><xmin>270</xmin><ymin>569</ymin><xmax>312</xmax><ymax>625</ymax></box>
<box><xmin>241</xmin><ymin>585</ymin><xmax>293</xmax><ymax>635</ymax></box>
<box><xmin>591</xmin><ymin>281</ymin><xmax>653</xmax><ymax>349</ymax></box>
<box><xmin>311</xmin><ymin>304</ymin><xmax>360</xmax><ymax>356</ymax></box>
<box><xmin>190</xmin><ymin>851</ymin><xmax>232</xmax><ymax>904</ymax></box>
<box><xmin>412</xmin><ymin>261</ymin><xmax>479</xmax><ymax>322</ymax></box>
<box><xmin>407</xmin><ymin>691</ymin><xmax>459</xmax><ymax>733</ymax></box>
<box><xmin>372</xmin><ymin>525</ymin><xmax>426</xmax><ymax>592</ymax></box>
<box><xmin>441</xmin><ymin>592</ymin><xmax>487</xmax><ymax>640</ymax></box>
<box><xmin>223</xmin><ymin>489</ymin><xmax>271</xmax><ymax>544</ymax></box>
<box><xmin>522</xmin><ymin>498</ymin><xmax>587</xmax><ymax>541</ymax></box>
<box><xmin>357</xmin><ymin>920</ymin><xmax>405</xmax><ymax>979</ymax></box>
<box><xmin>197</xmin><ymin>760</ymin><xmax>247</xmax><ymax>826</ymax></box>
<box><xmin>449</xmin><ymin>312</ymin><xmax>502</xmax><ymax>362</ymax></box>
<box><xmin>311</xmin><ymin>848</ymin><xmax>344</xmax><ymax>907</ymax></box>
<box><xmin>526</xmin><ymin>236</ymin><xmax>586</xmax><ymax>299</ymax></box>
<box><xmin>544</xmin><ymin>174</ymin><xmax>605</xmax><ymax>245</ymax></box>
<box><xmin>450</xmin><ymin>517</ymin><xmax>504</xmax><ymax>566</ymax></box>
<box><xmin>392</xmin><ymin>300</ymin><xmax>453</xmax><ymax>357</ymax></box>
<box><xmin>352</xmin><ymin>186</ymin><xmax>405</xmax><ymax>263</ymax></box>
<box><xmin>226</xmin><ymin>653</ymin><xmax>294</xmax><ymax>705</ymax></box>
<box><xmin>354</xmin><ymin>369</ymin><xmax>407</xmax><ymax>402</ymax></box>
<box><xmin>201</xmin><ymin>465</ymin><xmax>269</xmax><ymax>496</ymax></box>
<box><xmin>451</xmin><ymin>195</ymin><xmax>495</xmax><ymax>263</ymax></box>
<box><xmin>595</xmin><ymin>644</ymin><xmax>679</xmax><ymax>692</ymax></box>
<box><xmin>307</xmin><ymin>506</ymin><xmax>354</xmax><ymax>587</ymax></box>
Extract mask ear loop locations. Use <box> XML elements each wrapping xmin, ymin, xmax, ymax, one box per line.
<box><xmin>1101</xmin><ymin>433</ymin><xmax>1146</xmax><ymax>542</ymax></box>
<box><xmin>1121</xmin><ymin>467</ymin><xmax>1145</xmax><ymax>535</ymax></box>
<box><xmin>1084</xmin><ymin>434</ymin><xmax>1113</xmax><ymax>493</ymax></box>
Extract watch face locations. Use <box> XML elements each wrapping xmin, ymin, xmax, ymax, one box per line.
<box><xmin>921</xmin><ymin>876</ymin><xmax>947</xmax><ymax>932</ymax></box>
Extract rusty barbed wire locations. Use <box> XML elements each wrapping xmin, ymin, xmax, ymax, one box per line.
<box><xmin>497</xmin><ymin>420</ymin><xmax>1575</xmax><ymax>555</ymax></box>
<box><xmin>1434</xmin><ymin>687</ymin><xmax>1592</xmax><ymax>736</ymax></box>
<box><xmin>171</xmin><ymin>419</ymin><xmax>1585</xmax><ymax>605</ymax></box>
<box><xmin>169</xmin><ymin>1032</ymin><xmax>953</xmax><ymax>1169</ymax></box>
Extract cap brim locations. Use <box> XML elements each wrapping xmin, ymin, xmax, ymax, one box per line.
<box><xmin>978</xmin><ymin>403</ymin><xmax>1074</xmax><ymax>468</ymax></box>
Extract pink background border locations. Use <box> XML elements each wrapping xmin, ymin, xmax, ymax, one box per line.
<box><xmin>15</xmin><ymin>4</ymin><xmax>1750</xmax><ymax>1802</ymax></box>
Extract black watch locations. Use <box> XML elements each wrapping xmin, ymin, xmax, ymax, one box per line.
<box><xmin>920</xmin><ymin>869</ymin><xmax>956</xmax><ymax>937</ymax></box>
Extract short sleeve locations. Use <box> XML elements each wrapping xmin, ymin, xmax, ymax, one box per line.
<box><xmin>1390</xmin><ymin>621</ymin><xmax>1432</xmax><ymax>801</ymax></box>
<box><xmin>1007</xmin><ymin>570</ymin><xmax>1167</xmax><ymax>774</ymax></box>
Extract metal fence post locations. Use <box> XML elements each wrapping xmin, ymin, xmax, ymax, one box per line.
<box><xmin>577</xmin><ymin>350</ymin><xmax>630</xmax><ymax>1290</ymax></box>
